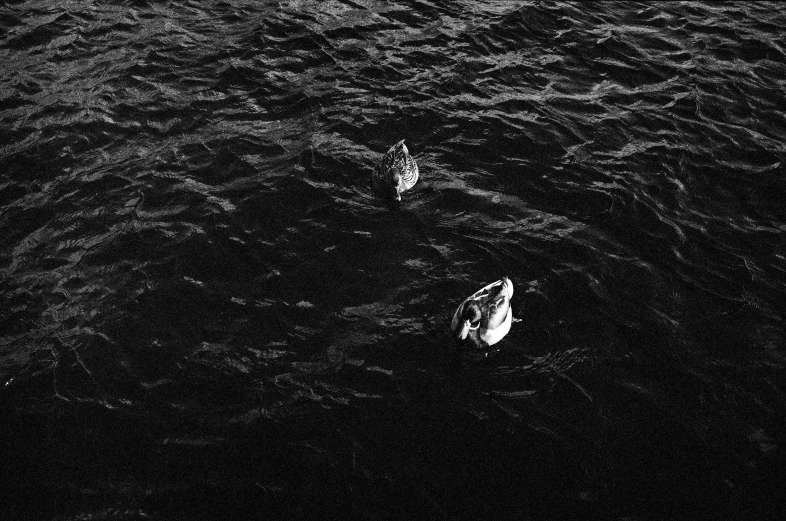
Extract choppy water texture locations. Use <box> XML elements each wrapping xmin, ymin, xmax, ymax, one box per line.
<box><xmin>2</xmin><ymin>1</ymin><xmax>785</xmax><ymax>519</ymax></box>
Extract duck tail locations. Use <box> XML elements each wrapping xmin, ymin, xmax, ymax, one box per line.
<box><xmin>501</xmin><ymin>276</ymin><xmax>513</xmax><ymax>299</ymax></box>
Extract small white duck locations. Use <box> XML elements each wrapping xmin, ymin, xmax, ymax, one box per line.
<box><xmin>451</xmin><ymin>277</ymin><xmax>514</xmax><ymax>349</ymax></box>
<box><xmin>372</xmin><ymin>139</ymin><xmax>419</xmax><ymax>202</ymax></box>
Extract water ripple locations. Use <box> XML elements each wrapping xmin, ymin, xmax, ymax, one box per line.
<box><xmin>2</xmin><ymin>1</ymin><xmax>785</xmax><ymax>519</ymax></box>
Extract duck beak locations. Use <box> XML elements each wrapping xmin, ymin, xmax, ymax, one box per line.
<box><xmin>456</xmin><ymin>319</ymin><xmax>471</xmax><ymax>340</ymax></box>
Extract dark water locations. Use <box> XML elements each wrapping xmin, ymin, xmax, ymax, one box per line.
<box><xmin>1</xmin><ymin>1</ymin><xmax>785</xmax><ymax>519</ymax></box>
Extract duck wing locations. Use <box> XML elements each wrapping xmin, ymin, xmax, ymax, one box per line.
<box><xmin>396</xmin><ymin>142</ymin><xmax>419</xmax><ymax>190</ymax></box>
<box><xmin>480</xmin><ymin>278</ymin><xmax>513</xmax><ymax>330</ymax></box>
<box><xmin>377</xmin><ymin>140</ymin><xmax>404</xmax><ymax>173</ymax></box>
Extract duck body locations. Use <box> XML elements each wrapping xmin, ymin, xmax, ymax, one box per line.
<box><xmin>372</xmin><ymin>139</ymin><xmax>419</xmax><ymax>202</ymax></box>
<box><xmin>451</xmin><ymin>277</ymin><xmax>514</xmax><ymax>349</ymax></box>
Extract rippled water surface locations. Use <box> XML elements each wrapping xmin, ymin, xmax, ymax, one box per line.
<box><xmin>2</xmin><ymin>1</ymin><xmax>785</xmax><ymax>519</ymax></box>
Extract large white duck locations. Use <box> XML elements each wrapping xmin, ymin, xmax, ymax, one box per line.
<box><xmin>372</xmin><ymin>139</ymin><xmax>419</xmax><ymax>202</ymax></box>
<box><xmin>451</xmin><ymin>277</ymin><xmax>514</xmax><ymax>349</ymax></box>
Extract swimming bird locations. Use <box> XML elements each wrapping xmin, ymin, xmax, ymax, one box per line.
<box><xmin>451</xmin><ymin>277</ymin><xmax>514</xmax><ymax>349</ymax></box>
<box><xmin>372</xmin><ymin>139</ymin><xmax>419</xmax><ymax>202</ymax></box>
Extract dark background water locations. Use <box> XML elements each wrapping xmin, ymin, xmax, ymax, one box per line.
<box><xmin>1</xmin><ymin>1</ymin><xmax>785</xmax><ymax>519</ymax></box>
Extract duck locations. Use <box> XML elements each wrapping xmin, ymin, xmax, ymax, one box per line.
<box><xmin>372</xmin><ymin>139</ymin><xmax>419</xmax><ymax>202</ymax></box>
<box><xmin>451</xmin><ymin>277</ymin><xmax>514</xmax><ymax>349</ymax></box>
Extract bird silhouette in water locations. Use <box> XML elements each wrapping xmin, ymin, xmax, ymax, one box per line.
<box><xmin>372</xmin><ymin>139</ymin><xmax>419</xmax><ymax>203</ymax></box>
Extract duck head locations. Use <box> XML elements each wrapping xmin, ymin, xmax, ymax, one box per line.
<box><xmin>389</xmin><ymin>173</ymin><xmax>404</xmax><ymax>202</ymax></box>
<box><xmin>455</xmin><ymin>301</ymin><xmax>482</xmax><ymax>341</ymax></box>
